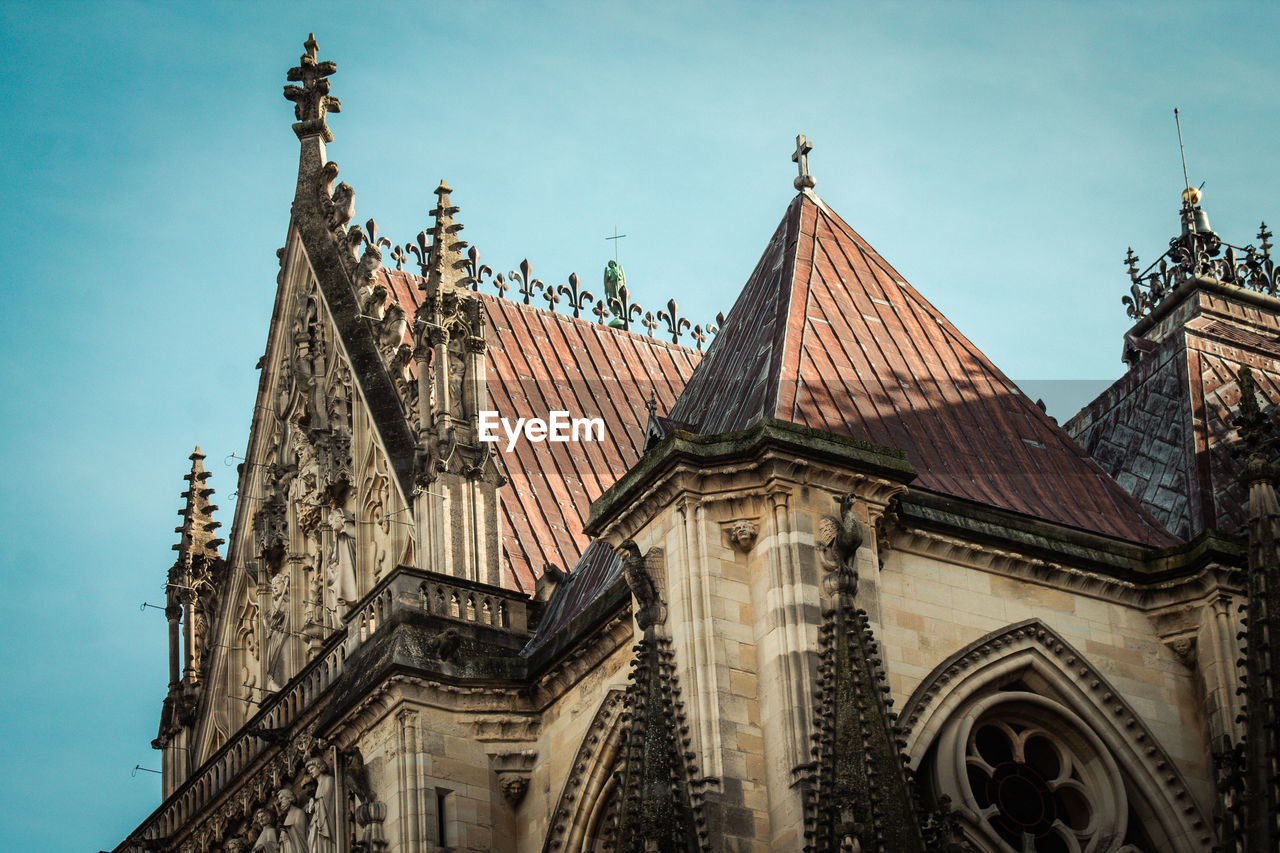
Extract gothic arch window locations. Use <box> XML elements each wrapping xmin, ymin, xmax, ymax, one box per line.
<box><xmin>902</xmin><ymin>620</ymin><xmax>1213</xmax><ymax>853</ymax></box>
<box><xmin>927</xmin><ymin>689</ymin><xmax>1158</xmax><ymax>852</ymax></box>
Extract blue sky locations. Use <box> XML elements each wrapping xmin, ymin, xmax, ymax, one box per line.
<box><xmin>2</xmin><ymin>1</ymin><xmax>1277</xmax><ymax>849</ymax></box>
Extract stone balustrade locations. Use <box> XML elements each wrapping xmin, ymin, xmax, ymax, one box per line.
<box><xmin>126</xmin><ymin>565</ymin><xmax>536</xmax><ymax>849</ymax></box>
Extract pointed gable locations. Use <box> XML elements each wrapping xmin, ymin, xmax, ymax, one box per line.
<box><xmin>670</xmin><ymin>191</ymin><xmax>1177</xmax><ymax>546</ymax></box>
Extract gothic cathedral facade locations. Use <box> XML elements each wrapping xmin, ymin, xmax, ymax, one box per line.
<box><xmin>117</xmin><ymin>37</ymin><xmax>1280</xmax><ymax>853</ymax></box>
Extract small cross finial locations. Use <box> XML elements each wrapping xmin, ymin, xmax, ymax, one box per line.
<box><xmin>792</xmin><ymin>134</ymin><xmax>816</xmax><ymax>191</ymax></box>
<box><xmin>605</xmin><ymin>225</ymin><xmax>627</xmax><ymax>263</ymax></box>
<box><xmin>303</xmin><ymin>33</ymin><xmax>318</xmax><ymax>63</ymax></box>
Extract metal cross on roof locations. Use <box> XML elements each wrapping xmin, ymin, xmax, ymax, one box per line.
<box><xmin>606</xmin><ymin>225</ymin><xmax>627</xmax><ymax>262</ymax></box>
<box><xmin>793</xmin><ymin>134</ymin><xmax>816</xmax><ymax>191</ymax></box>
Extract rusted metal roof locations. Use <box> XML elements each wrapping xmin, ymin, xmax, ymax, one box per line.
<box><xmin>521</xmin><ymin>539</ymin><xmax>625</xmax><ymax>657</ymax></box>
<box><xmin>378</xmin><ymin>269</ymin><xmax>700</xmax><ymax>592</ymax></box>
<box><xmin>669</xmin><ymin>192</ymin><xmax>1177</xmax><ymax>546</ymax></box>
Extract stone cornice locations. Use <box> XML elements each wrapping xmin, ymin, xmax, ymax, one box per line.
<box><xmin>889</xmin><ymin>497</ymin><xmax>1244</xmax><ymax>609</ymax></box>
<box><xmin>586</xmin><ymin>418</ymin><xmax>914</xmax><ymax>544</ymax></box>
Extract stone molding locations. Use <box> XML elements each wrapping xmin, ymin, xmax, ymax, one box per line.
<box><xmin>900</xmin><ymin>619</ymin><xmax>1213</xmax><ymax>852</ymax></box>
<box><xmin>890</xmin><ymin>523</ymin><xmax>1240</xmax><ymax>611</ymax></box>
<box><xmin>543</xmin><ymin>687</ymin><xmax>627</xmax><ymax>852</ymax></box>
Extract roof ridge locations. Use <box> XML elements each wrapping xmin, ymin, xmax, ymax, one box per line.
<box><xmin>475</xmin><ymin>291</ymin><xmax>706</xmax><ymax>355</ymax></box>
<box><xmin>767</xmin><ymin>194</ymin><xmax>810</xmax><ymax>425</ymax></box>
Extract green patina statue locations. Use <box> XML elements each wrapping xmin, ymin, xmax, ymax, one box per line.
<box><xmin>604</xmin><ymin>259</ymin><xmax>626</xmax><ymax>328</ymax></box>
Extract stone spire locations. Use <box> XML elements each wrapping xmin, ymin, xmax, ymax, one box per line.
<box><xmin>1220</xmin><ymin>366</ymin><xmax>1280</xmax><ymax>852</ymax></box>
<box><xmin>173</xmin><ymin>447</ymin><xmax>224</xmax><ymax>569</ymax></box>
<box><xmin>155</xmin><ymin>448</ymin><xmax>225</xmax><ymax>792</ymax></box>
<box><xmin>424</xmin><ymin>180</ymin><xmax>471</xmax><ymax>295</ymax></box>
<box><xmin>611</xmin><ymin>542</ymin><xmax>708</xmax><ymax>853</ymax></box>
<box><xmin>804</xmin><ymin>495</ymin><xmax>960</xmax><ymax>853</ymax></box>
<box><xmin>283</xmin><ymin>33</ymin><xmax>341</xmax><ymax>211</ymax></box>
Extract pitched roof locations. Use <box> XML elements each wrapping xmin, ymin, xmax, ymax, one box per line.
<box><xmin>379</xmin><ymin>269</ymin><xmax>700</xmax><ymax>592</ymax></box>
<box><xmin>669</xmin><ymin>191</ymin><xmax>1177</xmax><ymax>546</ymax></box>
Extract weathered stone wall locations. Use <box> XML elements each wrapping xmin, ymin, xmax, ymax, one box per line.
<box><xmin>876</xmin><ymin>541</ymin><xmax>1225</xmax><ymax>826</ymax></box>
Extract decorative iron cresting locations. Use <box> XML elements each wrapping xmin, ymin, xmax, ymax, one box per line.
<box><xmin>1123</xmin><ymin>200</ymin><xmax>1277</xmax><ymax>320</ymax></box>
<box><xmin>384</xmin><ymin>238</ymin><xmax>723</xmax><ymax>349</ymax></box>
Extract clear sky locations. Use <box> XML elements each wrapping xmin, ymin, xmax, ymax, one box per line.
<box><xmin>2</xmin><ymin>1</ymin><xmax>1277</xmax><ymax>849</ymax></box>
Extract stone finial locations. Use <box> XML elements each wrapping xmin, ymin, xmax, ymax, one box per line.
<box><xmin>173</xmin><ymin>447</ymin><xmax>224</xmax><ymax>567</ymax></box>
<box><xmin>424</xmin><ymin>180</ymin><xmax>471</xmax><ymax>295</ymax></box>
<box><xmin>284</xmin><ymin>33</ymin><xmax>341</xmax><ymax>141</ymax></box>
<box><xmin>792</xmin><ymin>134</ymin><xmax>816</xmax><ymax>191</ymax></box>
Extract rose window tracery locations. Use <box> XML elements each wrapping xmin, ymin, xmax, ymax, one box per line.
<box><xmin>932</xmin><ymin>691</ymin><xmax>1152</xmax><ymax>853</ymax></box>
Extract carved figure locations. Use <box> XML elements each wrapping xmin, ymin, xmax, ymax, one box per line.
<box><xmin>370</xmin><ymin>507</ymin><xmax>392</xmax><ymax>582</ymax></box>
<box><xmin>500</xmin><ymin>772</ymin><xmax>529</xmax><ymax>804</ymax></box>
<box><xmin>328</xmin><ymin>182</ymin><xmax>354</xmax><ymax>233</ymax></box>
<box><xmin>603</xmin><ymin>259</ymin><xmax>625</xmax><ymax>303</ymax></box>
<box><xmin>819</xmin><ymin>493</ymin><xmax>863</xmax><ymax>573</ymax></box>
<box><xmin>342</xmin><ymin>747</ymin><xmax>375</xmax><ymax>806</ymax></box>
<box><xmin>326</xmin><ymin>507</ymin><xmax>359</xmax><ymax>615</ymax></box>
<box><xmin>359</xmin><ymin>282</ymin><xmax>388</xmax><ymax>320</ymax></box>
<box><xmin>619</xmin><ymin>540</ymin><xmax>664</xmax><ymax>631</ymax></box>
<box><xmin>378</xmin><ymin>302</ymin><xmax>407</xmax><ymax>355</ymax></box>
<box><xmin>266</xmin><ymin>572</ymin><xmax>290</xmax><ymax>691</ymax></box>
<box><xmin>447</xmin><ymin>337</ymin><xmax>467</xmax><ymax>418</ymax></box>
<box><xmin>192</xmin><ymin>604</ymin><xmax>209</xmax><ymax>678</ymax></box>
<box><xmin>276</xmin><ymin>789</ymin><xmax>307</xmax><ymax>853</ymax></box>
<box><xmin>304</xmin><ymin>756</ymin><xmax>337</xmax><ymax>853</ymax></box>
<box><xmin>425</xmin><ymin>627</ymin><xmax>461</xmax><ymax>663</ymax></box>
<box><xmin>818</xmin><ymin>492</ymin><xmax>864</xmax><ymax>599</ymax></box>
<box><xmin>250</xmin><ymin>808</ymin><xmax>279</xmax><ymax>853</ymax></box>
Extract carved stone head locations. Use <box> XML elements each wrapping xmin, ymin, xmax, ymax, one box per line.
<box><xmin>727</xmin><ymin>520</ymin><xmax>759</xmax><ymax>552</ymax></box>
<box><xmin>499</xmin><ymin>772</ymin><xmax>529</xmax><ymax>805</ymax></box>
<box><xmin>276</xmin><ymin>788</ymin><xmax>297</xmax><ymax>812</ymax></box>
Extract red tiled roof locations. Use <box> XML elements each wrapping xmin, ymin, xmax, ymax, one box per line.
<box><xmin>669</xmin><ymin>192</ymin><xmax>1178</xmax><ymax>546</ymax></box>
<box><xmin>377</xmin><ymin>269</ymin><xmax>700</xmax><ymax>592</ymax></box>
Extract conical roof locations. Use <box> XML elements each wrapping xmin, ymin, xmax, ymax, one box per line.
<box><xmin>669</xmin><ymin>191</ymin><xmax>1176</xmax><ymax>546</ymax></box>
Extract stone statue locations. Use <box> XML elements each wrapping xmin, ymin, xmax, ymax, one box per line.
<box><xmin>326</xmin><ymin>507</ymin><xmax>359</xmax><ymax>616</ymax></box>
<box><xmin>447</xmin><ymin>337</ymin><xmax>466</xmax><ymax>418</ymax></box>
<box><xmin>266</xmin><ymin>572</ymin><xmax>290</xmax><ymax>691</ymax></box>
<box><xmin>276</xmin><ymin>788</ymin><xmax>307</xmax><ymax>853</ymax></box>
<box><xmin>369</xmin><ymin>505</ymin><xmax>392</xmax><ymax>583</ymax></box>
<box><xmin>250</xmin><ymin>808</ymin><xmax>279</xmax><ymax>853</ymax></box>
<box><xmin>305</xmin><ymin>756</ymin><xmax>338</xmax><ymax>853</ymax></box>
<box><xmin>192</xmin><ymin>604</ymin><xmax>209</xmax><ymax>678</ymax></box>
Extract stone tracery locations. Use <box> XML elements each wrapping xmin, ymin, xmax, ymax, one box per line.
<box><xmin>902</xmin><ymin>620</ymin><xmax>1213</xmax><ymax>853</ymax></box>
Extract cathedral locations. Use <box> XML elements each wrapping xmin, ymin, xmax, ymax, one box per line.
<box><xmin>115</xmin><ymin>36</ymin><xmax>1280</xmax><ymax>853</ymax></box>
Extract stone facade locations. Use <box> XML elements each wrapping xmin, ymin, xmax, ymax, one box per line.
<box><xmin>115</xmin><ymin>37</ymin><xmax>1280</xmax><ymax>853</ymax></box>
